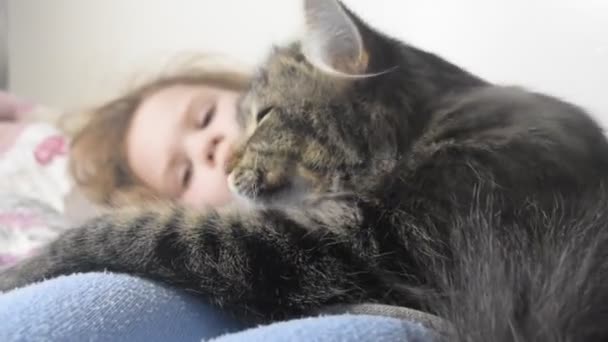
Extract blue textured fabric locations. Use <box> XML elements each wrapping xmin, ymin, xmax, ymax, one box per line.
<box><xmin>0</xmin><ymin>272</ymin><xmax>246</xmax><ymax>342</ymax></box>
<box><xmin>210</xmin><ymin>314</ymin><xmax>434</xmax><ymax>342</ymax></box>
<box><xmin>0</xmin><ymin>272</ymin><xmax>434</xmax><ymax>342</ymax></box>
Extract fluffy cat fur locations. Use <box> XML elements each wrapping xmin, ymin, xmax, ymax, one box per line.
<box><xmin>3</xmin><ymin>0</ymin><xmax>608</xmax><ymax>340</ymax></box>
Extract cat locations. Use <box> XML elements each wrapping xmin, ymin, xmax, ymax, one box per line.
<box><xmin>3</xmin><ymin>0</ymin><xmax>608</xmax><ymax>340</ymax></box>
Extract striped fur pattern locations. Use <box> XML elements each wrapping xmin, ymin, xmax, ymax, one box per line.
<box><xmin>3</xmin><ymin>1</ymin><xmax>608</xmax><ymax>340</ymax></box>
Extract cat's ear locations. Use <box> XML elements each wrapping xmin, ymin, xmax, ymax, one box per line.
<box><xmin>302</xmin><ymin>0</ymin><xmax>369</xmax><ymax>76</ymax></box>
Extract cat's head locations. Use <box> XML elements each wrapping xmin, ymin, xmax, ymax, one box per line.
<box><xmin>227</xmin><ymin>0</ymin><xmax>405</xmax><ymax>205</ymax></box>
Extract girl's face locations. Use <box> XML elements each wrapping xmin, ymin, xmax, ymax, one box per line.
<box><xmin>126</xmin><ymin>84</ymin><xmax>242</xmax><ymax>208</ymax></box>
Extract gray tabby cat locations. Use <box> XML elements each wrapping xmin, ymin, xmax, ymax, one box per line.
<box><xmin>3</xmin><ymin>0</ymin><xmax>608</xmax><ymax>340</ymax></box>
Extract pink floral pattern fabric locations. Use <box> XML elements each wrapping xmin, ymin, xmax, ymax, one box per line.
<box><xmin>0</xmin><ymin>103</ymin><xmax>73</xmax><ymax>269</ymax></box>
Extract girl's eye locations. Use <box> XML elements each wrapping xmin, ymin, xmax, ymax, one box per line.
<box><xmin>181</xmin><ymin>164</ymin><xmax>193</xmax><ymax>189</ymax></box>
<box><xmin>200</xmin><ymin>104</ymin><xmax>216</xmax><ymax>129</ymax></box>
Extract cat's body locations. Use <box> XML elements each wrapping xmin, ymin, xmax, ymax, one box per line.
<box><xmin>2</xmin><ymin>1</ymin><xmax>608</xmax><ymax>340</ymax></box>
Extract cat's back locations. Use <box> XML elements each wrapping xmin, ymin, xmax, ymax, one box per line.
<box><xmin>429</xmin><ymin>86</ymin><xmax>603</xmax><ymax>148</ymax></box>
<box><xmin>420</xmin><ymin>86</ymin><xmax>608</xmax><ymax>167</ymax></box>
<box><xmin>401</xmin><ymin>86</ymin><xmax>608</xmax><ymax>205</ymax></box>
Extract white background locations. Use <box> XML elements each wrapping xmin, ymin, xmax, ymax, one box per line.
<box><xmin>8</xmin><ymin>0</ymin><xmax>608</xmax><ymax>126</ymax></box>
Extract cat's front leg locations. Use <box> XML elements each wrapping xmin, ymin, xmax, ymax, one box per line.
<box><xmin>0</xmin><ymin>249</ymin><xmax>71</xmax><ymax>292</ymax></box>
<box><xmin>0</xmin><ymin>204</ymin><xmax>187</xmax><ymax>292</ymax></box>
<box><xmin>0</xmin><ymin>212</ymin><xmax>133</xmax><ymax>292</ymax></box>
<box><xmin>0</xmin><ymin>199</ymin><xmax>389</xmax><ymax>319</ymax></box>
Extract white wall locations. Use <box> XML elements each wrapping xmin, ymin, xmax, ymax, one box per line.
<box><xmin>7</xmin><ymin>0</ymin><xmax>302</xmax><ymax>109</ymax></box>
<box><xmin>0</xmin><ymin>0</ymin><xmax>7</xmax><ymax>89</ymax></box>
<box><xmin>8</xmin><ymin>0</ymin><xmax>608</xmax><ymax>126</ymax></box>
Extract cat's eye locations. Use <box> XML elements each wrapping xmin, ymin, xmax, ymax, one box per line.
<box><xmin>256</xmin><ymin>106</ymin><xmax>274</xmax><ymax>123</ymax></box>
